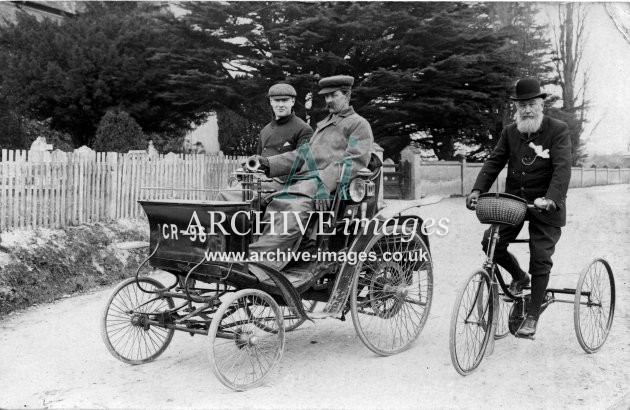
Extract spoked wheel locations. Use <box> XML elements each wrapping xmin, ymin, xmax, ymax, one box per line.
<box><xmin>101</xmin><ymin>277</ymin><xmax>175</xmax><ymax>365</ymax></box>
<box><xmin>208</xmin><ymin>289</ymin><xmax>285</xmax><ymax>391</ymax></box>
<box><xmin>449</xmin><ymin>269</ymin><xmax>494</xmax><ymax>376</ymax></box>
<box><xmin>350</xmin><ymin>227</ymin><xmax>433</xmax><ymax>356</ymax></box>
<box><xmin>494</xmin><ymin>266</ymin><xmax>512</xmax><ymax>340</ymax></box>
<box><xmin>574</xmin><ymin>258</ymin><xmax>615</xmax><ymax>353</ymax></box>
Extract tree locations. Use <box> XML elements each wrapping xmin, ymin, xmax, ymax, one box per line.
<box><xmin>548</xmin><ymin>3</ymin><xmax>589</xmax><ymax>165</ymax></box>
<box><xmin>0</xmin><ymin>97</ymin><xmax>73</xmax><ymax>150</ymax></box>
<box><xmin>479</xmin><ymin>2</ymin><xmax>552</xmax><ymax>158</ymax></box>
<box><xmin>174</xmin><ymin>2</ymin><xmax>550</xmax><ymax>160</ymax></box>
<box><xmin>0</xmin><ymin>3</ymin><xmax>212</xmax><ymax>147</ymax></box>
<box><xmin>92</xmin><ymin>110</ymin><xmax>146</xmax><ymax>152</ymax></box>
<box><xmin>217</xmin><ymin>108</ymin><xmax>264</xmax><ymax>157</ymax></box>
<box><xmin>0</xmin><ymin>98</ymin><xmax>26</xmax><ymax>149</ymax></box>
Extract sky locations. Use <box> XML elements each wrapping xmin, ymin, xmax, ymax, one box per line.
<box><xmin>539</xmin><ymin>3</ymin><xmax>630</xmax><ymax>156</ymax></box>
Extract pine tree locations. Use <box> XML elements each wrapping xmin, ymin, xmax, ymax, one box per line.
<box><xmin>0</xmin><ymin>3</ymin><xmax>208</xmax><ymax>147</ymax></box>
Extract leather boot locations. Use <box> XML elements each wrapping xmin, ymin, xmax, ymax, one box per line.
<box><xmin>508</xmin><ymin>274</ymin><xmax>530</xmax><ymax>296</ymax></box>
<box><xmin>516</xmin><ymin>314</ymin><xmax>538</xmax><ymax>338</ymax></box>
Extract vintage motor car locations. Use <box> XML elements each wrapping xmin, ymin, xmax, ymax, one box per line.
<box><xmin>101</xmin><ymin>153</ymin><xmax>441</xmax><ymax>391</ymax></box>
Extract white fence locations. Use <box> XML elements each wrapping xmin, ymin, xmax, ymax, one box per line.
<box><xmin>0</xmin><ymin>149</ymin><xmax>242</xmax><ymax>230</ymax></box>
<box><xmin>417</xmin><ymin>160</ymin><xmax>630</xmax><ymax>197</ymax></box>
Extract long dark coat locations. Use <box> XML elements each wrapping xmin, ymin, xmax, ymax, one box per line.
<box><xmin>473</xmin><ymin>115</ymin><xmax>572</xmax><ymax>227</ymax></box>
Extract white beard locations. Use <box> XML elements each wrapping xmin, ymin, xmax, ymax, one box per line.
<box><xmin>516</xmin><ymin>114</ymin><xmax>543</xmax><ymax>134</ymax></box>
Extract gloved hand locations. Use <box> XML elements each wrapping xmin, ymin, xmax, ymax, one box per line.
<box><xmin>245</xmin><ymin>155</ymin><xmax>269</xmax><ymax>172</ymax></box>
<box><xmin>315</xmin><ymin>198</ymin><xmax>332</xmax><ymax>212</ymax></box>
<box><xmin>466</xmin><ymin>190</ymin><xmax>480</xmax><ymax>210</ymax></box>
<box><xmin>533</xmin><ymin>197</ymin><xmax>556</xmax><ymax>213</ymax></box>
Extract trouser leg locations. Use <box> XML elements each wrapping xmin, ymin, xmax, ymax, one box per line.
<box><xmin>527</xmin><ymin>218</ymin><xmax>562</xmax><ymax>318</ymax></box>
<box><xmin>529</xmin><ymin>274</ymin><xmax>550</xmax><ymax>318</ymax></box>
<box><xmin>248</xmin><ymin>195</ymin><xmax>314</xmax><ymax>270</ymax></box>
<box><xmin>481</xmin><ymin>222</ymin><xmax>526</xmax><ymax>280</ymax></box>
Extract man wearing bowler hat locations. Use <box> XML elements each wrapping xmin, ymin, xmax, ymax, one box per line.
<box><xmin>217</xmin><ymin>82</ymin><xmax>312</xmax><ymax>201</ymax></box>
<box><xmin>247</xmin><ymin>74</ymin><xmax>373</xmax><ymax>270</ymax></box>
<box><xmin>466</xmin><ymin>77</ymin><xmax>572</xmax><ymax>338</ymax></box>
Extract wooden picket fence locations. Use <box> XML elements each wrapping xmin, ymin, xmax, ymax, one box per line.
<box><xmin>0</xmin><ymin>149</ymin><xmax>243</xmax><ymax>230</ymax></box>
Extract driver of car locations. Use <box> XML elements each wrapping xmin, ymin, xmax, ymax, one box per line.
<box><xmin>247</xmin><ymin>75</ymin><xmax>374</xmax><ymax>270</ymax></box>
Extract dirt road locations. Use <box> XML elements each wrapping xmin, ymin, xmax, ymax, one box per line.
<box><xmin>1</xmin><ymin>184</ymin><xmax>629</xmax><ymax>409</ymax></box>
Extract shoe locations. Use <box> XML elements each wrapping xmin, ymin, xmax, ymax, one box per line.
<box><xmin>516</xmin><ymin>314</ymin><xmax>538</xmax><ymax>338</ymax></box>
<box><xmin>508</xmin><ymin>275</ymin><xmax>531</xmax><ymax>296</ymax></box>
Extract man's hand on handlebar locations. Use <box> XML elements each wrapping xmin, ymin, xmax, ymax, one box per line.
<box><xmin>466</xmin><ymin>190</ymin><xmax>480</xmax><ymax>210</ymax></box>
<box><xmin>533</xmin><ymin>197</ymin><xmax>556</xmax><ymax>213</ymax></box>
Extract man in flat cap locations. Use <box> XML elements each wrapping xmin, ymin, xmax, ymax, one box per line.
<box><xmin>259</xmin><ymin>83</ymin><xmax>313</xmax><ymax>158</ymax></box>
<box><xmin>217</xmin><ymin>83</ymin><xmax>312</xmax><ymax>201</ymax></box>
<box><xmin>466</xmin><ymin>77</ymin><xmax>572</xmax><ymax>338</ymax></box>
<box><xmin>247</xmin><ymin>74</ymin><xmax>374</xmax><ymax>270</ymax></box>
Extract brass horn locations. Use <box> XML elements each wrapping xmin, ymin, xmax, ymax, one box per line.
<box><xmin>246</xmin><ymin>156</ymin><xmax>261</xmax><ymax>172</ymax></box>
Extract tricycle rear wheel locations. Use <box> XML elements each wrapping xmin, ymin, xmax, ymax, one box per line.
<box><xmin>574</xmin><ymin>258</ymin><xmax>615</xmax><ymax>353</ymax></box>
<box><xmin>101</xmin><ymin>276</ymin><xmax>175</xmax><ymax>365</ymax></box>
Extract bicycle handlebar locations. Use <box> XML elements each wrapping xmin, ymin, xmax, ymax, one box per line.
<box><xmin>468</xmin><ymin>199</ymin><xmax>545</xmax><ymax>211</ymax></box>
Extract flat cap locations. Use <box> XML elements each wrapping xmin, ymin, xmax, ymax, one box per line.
<box><xmin>268</xmin><ymin>83</ymin><xmax>297</xmax><ymax>98</ymax></box>
<box><xmin>318</xmin><ymin>75</ymin><xmax>354</xmax><ymax>95</ymax></box>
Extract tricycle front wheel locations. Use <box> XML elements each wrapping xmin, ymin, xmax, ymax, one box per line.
<box><xmin>494</xmin><ymin>266</ymin><xmax>512</xmax><ymax>340</ymax></box>
<box><xmin>449</xmin><ymin>269</ymin><xmax>494</xmax><ymax>376</ymax></box>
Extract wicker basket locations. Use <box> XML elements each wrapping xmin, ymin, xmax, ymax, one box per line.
<box><xmin>476</xmin><ymin>193</ymin><xmax>527</xmax><ymax>226</ymax></box>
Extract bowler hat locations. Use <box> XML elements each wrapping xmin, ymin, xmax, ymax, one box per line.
<box><xmin>268</xmin><ymin>83</ymin><xmax>297</xmax><ymax>98</ymax></box>
<box><xmin>510</xmin><ymin>78</ymin><xmax>547</xmax><ymax>101</ymax></box>
<box><xmin>318</xmin><ymin>75</ymin><xmax>354</xmax><ymax>95</ymax></box>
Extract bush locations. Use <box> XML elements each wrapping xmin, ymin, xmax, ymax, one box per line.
<box><xmin>92</xmin><ymin>109</ymin><xmax>146</xmax><ymax>152</ymax></box>
<box><xmin>21</xmin><ymin>117</ymin><xmax>74</xmax><ymax>151</ymax></box>
<box><xmin>0</xmin><ymin>99</ymin><xmax>74</xmax><ymax>150</ymax></box>
<box><xmin>147</xmin><ymin>130</ymin><xmax>186</xmax><ymax>154</ymax></box>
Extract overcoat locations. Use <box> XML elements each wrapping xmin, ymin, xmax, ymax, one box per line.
<box><xmin>248</xmin><ymin>106</ymin><xmax>373</xmax><ymax>270</ymax></box>
<box><xmin>267</xmin><ymin>106</ymin><xmax>373</xmax><ymax>197</ymax></box>
<box><xmin>473</xmin><ymin>115</ymin><xmax>572</xmax><ymax>227</ymax></box>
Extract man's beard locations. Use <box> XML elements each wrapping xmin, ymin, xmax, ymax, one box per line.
<box><xmin>516</xmin><ymin>112</ymin><xmax>543</xmax><ymax>134</ymax></box>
